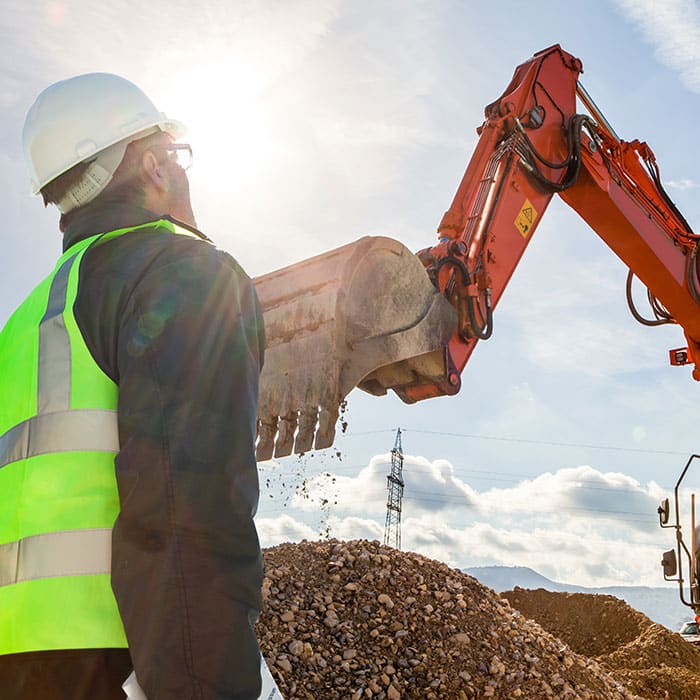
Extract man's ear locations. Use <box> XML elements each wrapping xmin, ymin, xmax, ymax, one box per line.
<box><xmin>141</xmin><ymin>150</ymin><xmax>167</xmax><ymax>192</ymax></box>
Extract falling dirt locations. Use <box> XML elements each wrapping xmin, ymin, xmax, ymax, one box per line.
<box><xmin>339</xmin><ymin>400</ymin><xmax>349</xmax><ymax>434</ymax></box>
<box><xmin>260</xmin><ymin>451</ymin><xmax>340</xmax><ymax>539</ymax></box>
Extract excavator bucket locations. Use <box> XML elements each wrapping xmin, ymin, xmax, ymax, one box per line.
<box><xmin>253</xmin><ymin>236</ymin><xmax>457</xmax><ymax>460</ymax></box>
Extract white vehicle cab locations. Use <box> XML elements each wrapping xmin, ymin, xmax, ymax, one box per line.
<box><xmin>679</xmin><ymin>621</ymin><xmax>700</xmax><ymax>646</ymax></box>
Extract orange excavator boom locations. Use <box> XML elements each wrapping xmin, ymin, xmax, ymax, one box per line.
<box><xmin>254</xmin><ymin>44</ymin><xmax>700</xmax><ymax>458</ymax></box>
<box><xmin>406</xmin><ymin>43</ymin><xmax>700</xmax><ymax>401</ymax></box>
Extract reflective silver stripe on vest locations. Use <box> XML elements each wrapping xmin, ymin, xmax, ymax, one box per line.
<box><xmin>0</xmin><ymin>529</ymin><xmax>112</xmax><ymax>587</ymax></box>
<box><xmin>0</xmin><ymin>409</ymin><xmax>118</xmax><ymax>470</ymax></box>
<box><xmin>38</xmin><ymin>255</ymin><xmax>75</xmax><ymax>414</ymax></box>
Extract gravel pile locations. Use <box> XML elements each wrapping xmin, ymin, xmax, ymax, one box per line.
<box><xmin>502</xmin><ymin>587</ymin><xmax>700</xmax><ymax>700</ymax></box>
<box><xmin>256</xmin><ymin>540</ymin><xmax>641</xmax><ymax>699</ymax></box>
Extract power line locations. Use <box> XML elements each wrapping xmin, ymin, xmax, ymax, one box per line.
<box><xmin>340</xmin><ymin>426</ymin><xmax>692</xmax><ymax>457</ymax></box>
<box><xmin>258</xmin><ymin>427</ymin><xmax>686</xmax><ymax>536</ymax></box>
<box><xmin>260</xmin><ymin>460</ymin><xmax>679</xmax><ymax>494</ymax></box>
<box><xmin>259</xmin><ymin>489</ymin><xmax>660</xmax><ymax>524</ymax></box>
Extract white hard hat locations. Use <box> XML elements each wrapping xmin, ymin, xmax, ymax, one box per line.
<box><xmin>22</xmin><ymin>72</ymin><xmax>186</xmax><ymax>201</ymax></box>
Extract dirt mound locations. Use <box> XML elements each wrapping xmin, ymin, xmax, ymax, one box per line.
<box><xmin>603</xmin><ymin>623</ymin><xmax>700</xmax><ymax>700</ymax></box>
<box><xmin>502</xmin><ymin>588</ymin><xmax>649</xmax><ymax>657</ymax></box>
<box><xmin>502</xmin><ymin>587</ymin><xmax>700</xmax><ymax>700</ymax></box>
<box><xmin>610</xmin><ymin>667</ymin><xmax>700</xmax><ymax>700</ymax></box>
<box><xmin>257</xmin><ymin>540</ymin><xmax>638</xmax><ymax>699</ymax></box>
<box><xmin>602</xmin><ymin>622</ymin><xmax>700</xmax><ymax>671</ymax></box>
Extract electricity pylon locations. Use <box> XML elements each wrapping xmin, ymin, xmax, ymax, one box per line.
<box><xmin>383</xmin><ymin>428</ymin><xmax>404</xmax><ymax>549</ymax></box>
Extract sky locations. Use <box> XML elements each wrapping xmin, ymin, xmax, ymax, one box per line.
<box><xmin>4</xmin><ymin>0</ymin><xmax>700</xmax><ymax>590</ymax></box>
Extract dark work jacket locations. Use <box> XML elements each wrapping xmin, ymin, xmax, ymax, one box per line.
<box><xmin>0</xmin><ymin>203</ymin><xmax>265</xmax><ymax>700</ymax></box>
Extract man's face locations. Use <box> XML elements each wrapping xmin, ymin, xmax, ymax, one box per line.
<box><xmin>163</xmin><ymin>152</ymin><xmax>196</xmax><ymax>227</ymax></box>
<box><xmin>148</xmin><ymin>134</ymin><xmax>197</xmax><ymax>227</ymax></box>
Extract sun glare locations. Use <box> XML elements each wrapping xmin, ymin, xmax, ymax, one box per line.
<box><xmin>158</xmin><ymin>61</ymin><xmax>279</xmax><ymax>194</ymax></box>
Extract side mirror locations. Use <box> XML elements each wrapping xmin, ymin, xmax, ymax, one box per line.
<box><xmin>662</xmin><ymin>549</ymin><xmax>677</xmax><ymax>578</ymax></box>
<box><xmin>658</xmin><ymin>498</ymin><xmax>670</xmax><ymax>526</ymax></box>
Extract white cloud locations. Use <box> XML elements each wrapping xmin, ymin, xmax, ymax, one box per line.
<box><xmin>325</xmin><ymin>515</ymin><xmax>384</xmax><ymax>542</ymax></box>
<box><xmin>258</xmin><ymin>457</ymin><xmax>673</xmax><ymax>586</ymax></box>
<box><xmin>273</xmin><ymin>455</ymin><xmax>662</xmax><ymax>528</ymax></box>
<box><xmin>666</xmin><ymin>178</ymin><xmax>700</xmax><ymax>191</ymax></box>
<box><xmin>478</xmin><ymin>465</ymin><xmax>659</xmax><ymax>530</ymax></box>
<box><xmin>288</xmin><ymin>453</ymin><xmax>479</xmax><ymax>515</ymax></box>
<box><xmin>256</xmin><ymin>514</ymin><xmax>317</xmax><ymax>548</ymax></box>
<box><xmin>614</xmin><ymin>0</ymin><xmax>700</xmax><ymax>92</ymax></box>
<box><xmin>255</xmin><ymin>509</ymin><xmax>669</xmax><ymax>587</ymax></box>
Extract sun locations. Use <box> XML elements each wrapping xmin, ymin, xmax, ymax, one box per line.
<box><xmin>156</xmin><ymin>60</ymin><xmax>278</xmax><ymax>194</ymax></box>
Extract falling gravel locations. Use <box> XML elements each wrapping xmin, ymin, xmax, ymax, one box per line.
<box><xmin>256</xmin><ymin>539</ymin><xmax>644</xmax><ymax>699</ymax></box>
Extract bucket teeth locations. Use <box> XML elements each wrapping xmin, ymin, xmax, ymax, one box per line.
<box><xmin>274</xmin><ymin>412</ymin><xmax>298</xmax><ymax>458</ymax></box>
<box><xmin>256</xmin><ymin>419</ymin><xmax>278</xmax><ymax>462</ymax></box>
<box><xmin>254</xmin><ymin>406</ymin><xmax>329</xmax><ymax>460</ymax></box>
<box><xmin>295</xmin><ymin>406</ymin><xmax>319</xmax><ymax>454</ymax></box>
<box><xmin>315</xmin><ymin>405</ymin><xmax>339</xmax><ymax>450</ymax></box>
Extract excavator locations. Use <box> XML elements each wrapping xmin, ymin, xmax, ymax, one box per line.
<box><xmin>253</xmin><ymin>44</ymin><xmax>700</xmax><ymax>464</ymax></box>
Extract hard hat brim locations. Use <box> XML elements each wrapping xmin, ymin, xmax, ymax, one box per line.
<box><xmin>30</xmin><ymin>118</ymin><xmax>187</xmax><ymax>195</ymax></box>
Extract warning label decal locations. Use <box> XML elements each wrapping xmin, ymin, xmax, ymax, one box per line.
<box><xmin>515</xmin><ymin>199</ymin><xmax>538</xmax><ymax>238</ymax></box>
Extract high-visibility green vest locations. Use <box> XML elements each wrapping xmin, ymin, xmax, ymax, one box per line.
<box><xmin>0</xmin><ymin>219</ymin><xmax>198</xmax><ymax>655</ymax></box>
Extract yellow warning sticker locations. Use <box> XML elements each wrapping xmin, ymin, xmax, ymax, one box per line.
<box><xmin>514</xmin><ymin>199</ymin><xmax>538</xmax><ymax>238</ymax></box>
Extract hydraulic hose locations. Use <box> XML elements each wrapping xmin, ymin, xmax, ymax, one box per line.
<box><xmin>515</xmin><ymin>114</ymin><xmax>592</xmax><ymax>194</ymax></box>
<box><xmin>467</xmin><ymin>289</ymin><xmax>493</xmax><ymax>340</ymax></box>
<box><xmin>625</xmin><ymin>269</ymin><xmax>674</xmax><ymax>326</ymax></box>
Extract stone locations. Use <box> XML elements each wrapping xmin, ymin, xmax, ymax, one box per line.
<box><xmin>387</xmin><ymin>684</ymin><xmax>401</xmax><ymax>699</ymax></box>
<box><xmin>377</xmin><ymin>593</ymin><xmax>394</xmax><ymax>609</ymax></box>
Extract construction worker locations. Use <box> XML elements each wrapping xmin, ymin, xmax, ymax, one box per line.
<box><xmin>0</xmin><ymin>74</ymin><xmax>265</xmax><ymax>699</ymax></box>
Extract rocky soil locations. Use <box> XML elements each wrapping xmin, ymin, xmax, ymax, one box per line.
<box><xmin>503</xmin><ymin>588</ymin><xmax>700</xmax><ymax>700</ymax></box>
<box><xmin>256</xmin><ymin>539</ymin><xmax>660</xmax><ymax>699</ymax></box>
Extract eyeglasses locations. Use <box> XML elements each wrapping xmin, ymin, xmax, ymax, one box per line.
<box><xmin>163</xmin><ymin>143</ymin><xmax>193</xmax><ymax>171</ymax></box>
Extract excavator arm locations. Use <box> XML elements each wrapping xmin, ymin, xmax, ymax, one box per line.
<box><xmin>407</xmin><ymin>44</ymin><xmax>700</xmax><ymax>401</ymax></box>
<box><xmin>254</xmin><ymin>44</ymin><xmax>700</xmax><ymax>460</ymax></box>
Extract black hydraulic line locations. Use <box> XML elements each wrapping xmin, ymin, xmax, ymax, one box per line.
<box><xmin>644</xmin><ymin>158</ymin><xmax>697</xmax><ymax>239</ymax></box>
<box><xmin>434</xmin><ymin>255</ymin><xmax>471</xmax><ymax>284</ymax></box>
<box><xmin>467</xmin><ymin>290</ymin><xmax>493</xmax><ymax>340</ymax></box>
<box><xmin>528</xmin><ymin>58</ymin><xmax>567</xmax><ymax>135</ymax></box>
<box><xmin>434</xmin><ymin>256</ymin><xmax>492</xmax><ymax>340</ymax></box>
<box><xmin>517</xmin><ymin>114</ymin><xmax>591</xmax><ymax>194</ymax></box>
<box><xmin>435</xmin><ymin>256</ymin><xmax>468</xmax><ymax>325</ymax></box>
<box><xmin>478</xmin><ymin>148</ymin><xmax>517</xmax><ymax>258</ymax></box>
<box><xmin>625</xmin><ymin>270</ymin><xmax>675</xmax><ymax>326</ymax></box>
<box><xmin>649</xmin><ymin>291</ymin><xmax>673</xmax><ymax>322</ymax></box>
<box><xmin>516</xmin><ymin>118</ymin><xmax>573</xmax><ymax>170</ymax></box>
<box><xmin>688</xmin><ymin>246</ymin><xmax>700</xmax><ymax>307</ymax></box>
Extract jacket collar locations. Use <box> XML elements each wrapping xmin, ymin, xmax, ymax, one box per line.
<box><xmin>62</xmin><ymin>203</ymin><xmax>164</xmax><ymax>252</ymax></box>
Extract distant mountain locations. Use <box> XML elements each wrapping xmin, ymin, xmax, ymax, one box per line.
<box><xmin>465</xmin><ymin>565</ymin><xmax>690</xmax><ymax>632</ymax></box>
<box><xmin>465</xmin><ymin>566</ymin><xmax>586</xmax><ymax>594</ymax></box>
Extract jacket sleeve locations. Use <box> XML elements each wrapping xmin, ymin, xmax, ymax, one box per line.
<box><xmin>81</xmin><ymin>236</ymin><xmax>265</xmax><ymax>699</ymax></box>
